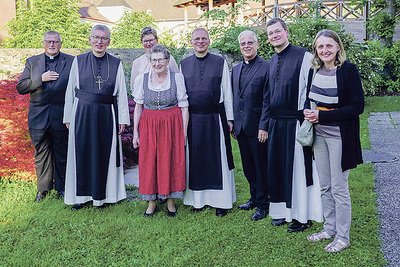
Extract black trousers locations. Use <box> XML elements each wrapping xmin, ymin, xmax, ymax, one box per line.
<box><xmin>237</xmin><ymin>132</ymin><xmax>269</xmax><ymax>209</ymax></box>
<box><xmin>29</xmin><ymin>125</ymin><xmax>68</xmax><ymax>192</ymax></box>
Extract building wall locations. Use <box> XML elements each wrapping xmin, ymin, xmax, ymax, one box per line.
<box><xmin>97</xmin><ymin>6</ymin><xmax>132</xmax><ymax>22</ymax></box>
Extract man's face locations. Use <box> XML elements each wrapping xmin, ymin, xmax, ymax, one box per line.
<box><xmin>142</xmin><ymin>34</ymin><xmax>158</xmax><ymax>53</ymax></box>
<box><xmin>190</xmin><ymin>29</ymin><xmax>210</xmax><ymax>55</ymax></box>
<box><xmin>266</xmin><ymin>22</ymin><xmax>289</xmax><ymax>50</ymax></box>
<box><xmin>89</xmin><ymin>30</ymin><xmax>110</xmax><ymax>56</ymax></box>
<box><xmin>239</xmin><ymin>32</ymin><xmax>258</xmax><ymax>61</ymax></box>
<box><xmin>43</xmin><ymin>34</ymin><xmax>62</xmax><ymax>57</ymax></box>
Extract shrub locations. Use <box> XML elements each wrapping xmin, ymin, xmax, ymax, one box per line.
<box><xmin>121</xmin><ymin>96</ymin><xmax>139</xmax><ymax>169</ymax></box>
<box><xmin>363</xmin><ymin>40</ymin><xmax>400</xmax><ymax>95</ymax></box>
<box><xmin>0</xmin><ymin>75</ymin><xmax>36</xmax><ymax>180</ymax></box>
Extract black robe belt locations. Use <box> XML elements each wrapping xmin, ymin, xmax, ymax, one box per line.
<box><xmin>76</xmin><ymin>90</ymin><xmax>121</xmax><ymax>167</ymax></box>
<box><xmin>189</xmin><ymin>103</ymin><xmax>234</xmax><ymax>171</ymax></box>
<box><xmin>270</xmin><ymin>109</ymin><xmax>303</xmax><ymax>120</ymax></box>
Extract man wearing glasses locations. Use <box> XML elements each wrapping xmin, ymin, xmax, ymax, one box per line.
<box><xmin>130</xmin><ymin>26</ymin><xmax>179</xmax><ymax>89</ymax></box>
<box><xmin>17</xmin><ymin>31</ymin><xmax>74</xmax><ymax>202</ymax></box>
<box><xmin>63</xmin><ymin>25</ymin><xmax>130</xmax><ymax>210</ymax></box>
<box><xmin>265</xmin><ymin>18</ymin><xmax>323</xmax><ymax>232</ymax></box>
<box><xmin>181</xmin><ymin>28</ymin><xmax>236</xmax><ymax>217</ymax></box>
<box><xmin>231</xmin><ymin>30</ymin><xmax>270</xmax><ymax>221</ymax></box>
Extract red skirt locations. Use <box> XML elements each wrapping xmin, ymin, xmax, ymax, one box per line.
<box><xmin>138</xmin><ymin>106</ymin><xmax>186</xmax><ymax>195</ymax></box>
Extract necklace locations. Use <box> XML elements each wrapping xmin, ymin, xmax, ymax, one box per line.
<box><xmin>91</xmin><ymin>53</ymin><xmax>110</xmax><ymax>90</ymax></box>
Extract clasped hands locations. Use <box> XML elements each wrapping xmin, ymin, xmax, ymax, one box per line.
<box><xmin>304</xmin><ymin>109</ymin><xmax>319</xmax><ymax>123</ymax></box>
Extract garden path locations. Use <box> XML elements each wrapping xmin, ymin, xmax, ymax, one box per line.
<box><xmin>368</xmin><ymin>111</ymin><xmax>400</xmax><ymax>266</ymax></box>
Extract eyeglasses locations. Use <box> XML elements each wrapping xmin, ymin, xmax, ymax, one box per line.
<box><xmin>44</xmin><ymin>40</ymin><xmax>61</xmax><ymax>44</ymax></box>
<box><xmin>142</xmin><ymin>38</ymin><xmax>157</xmax><ymax>44</ymax></box>
<box><xmin>240</xmin><ymin>41</ymin><xmax>255</xmax><ymax>47</ymax></box>
<box><xmin>150</xmin><ymin>58</ymin><xmax>168</xmax><ymax>64</ymax></box>
<box><xmin>192</xmin><ymin>37</ymin><xmax>209</xmax><ymax>43</ymax></box>
<box><xmin>91</xmin><ymin>35</ymin><xmax>110</xmax><ymax>42</ymax></box>
<box><xmin>267</xmin><ymin>29</ymin><xmax>284</xmax><ymax>37</ymax></box>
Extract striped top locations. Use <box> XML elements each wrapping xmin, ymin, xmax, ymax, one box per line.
<box><xmin>309</xmin><ymin>67</ymin><xmax>341</xmax><ymax>138</ymax></box>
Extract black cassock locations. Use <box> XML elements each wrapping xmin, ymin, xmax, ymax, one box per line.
<box><xmin>181</xmin><ymin>53</ymin><xmax>234</xmax><ymax>190</ymax></box>
<box><xmin>74</xmin><ymin>52</ymin><xmax>120</xmax><ymax>200</ymax></box>
<box><xmin>267</xmin><ymin>44</ymin><xmax>313</xmax><ymax>208</ymax></box>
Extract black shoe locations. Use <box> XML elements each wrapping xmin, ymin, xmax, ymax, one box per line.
<box><xmin>216</xmin><ymin>208</ymin><xmax>227</xmax><ymax>217</ymax></box>
<box><xmin>251</xmin><ymin>208</ymin><xmax>267</xmax><ymax>221</ymax></box>
<box><xmin>238</xmin><ymin>201</ymin><xmax>256</xmax><ymax>210</ymax></box>
<box><xmin>71</xmin><ymin>203</ymin><xmax>86</xmax><ymax>211</ymax></box>
<box><xmin>56</xmin><ymin>191</ymin><xmax>64</xmax><ymax>200</ymax></box>
<box><xmin>97</xmin><ymin>203</ymin><xmax>111</xmax><ymax>210</ymax></box>
<box><xmin>34</xmin><ymin>191</ymin><xmax>48</xmax><ymax>202</ymax></box>
<box><xmin>271</xmin><ymin>218</ymin><xmax>287</xmax><ymax>226</ymax></box>
<box><xmin>287</xmin><ymin>220</ymin><xmax>312</xmax><ymax>233</ymax></box>
<box><xmin>167</xmin><ymin>209</ymin><xmax>177</xmax><ymax>217</ymax></box>
<box><xmin>144</xmin><ymin>206</ymin><xmax>157</xmax><ymax>217</ymax></box>
<box><xmin>158</xmin><ymin>198</ymin><xmax>167</xmax><ymax>205</ymax></box>
<box><xmin>191</xmin><ymin>207</ymin><xmax>204</xmax><ymax>212</ymax></box>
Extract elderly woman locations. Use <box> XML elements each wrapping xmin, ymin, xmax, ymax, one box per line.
<box><xmin>132</xmin><ymin>45</ymin><xmax>189</xmax><ymax>217</ymax></box>
<box><xmin>303</xmin><ymin>30</ymin><xmax>364</xmax><ymax>252</ymax></box>
<box><xmin>130</xmin><ymin>26</ymin><xmax>179</xmax><ymax>88</ymax></box>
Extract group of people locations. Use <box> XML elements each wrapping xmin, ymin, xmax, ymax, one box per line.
<box><xmin>17</xmin><ymin>18</ymin><xmax>364</xmax><ymax>253</ymax></box>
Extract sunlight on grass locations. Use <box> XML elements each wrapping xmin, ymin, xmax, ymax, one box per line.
<box><xmin>1</xmin><ymin>96</ymin><xmax>398</xmax><ymax>266</ymax></box>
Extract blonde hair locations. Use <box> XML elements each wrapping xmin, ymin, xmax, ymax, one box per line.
<box><xmin>312</xmin><ymin>29</ymin><xmax>346</xmax><ymax>69</ymax></box>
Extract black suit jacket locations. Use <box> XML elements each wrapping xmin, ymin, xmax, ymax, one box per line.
<box><xmin>231</xmin><ymin>55</ymin><xmax>269</xmax><ymax>136</ymax></box>
<box><xmin>17</xmin><ymin>52</ymin><xmax>74</xmax><ymax>130</ymax></box>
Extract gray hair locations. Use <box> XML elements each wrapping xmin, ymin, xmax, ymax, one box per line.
<box><xmin>238</xmin><ymin>30</ymin><xmax>258</xmax><ymax>43</ymax></box>
<box><xmin>43</xmin><ymin>30</ymin><xmax>61</xmax><ymax>42</ymax></box>
<box><xmin>140</xmin><ymin>26</ymin><xmax>158</xmax><ymax>42</ymax></box>
<box><xmin>191</xmin><ymin>27</ymin><xmax>209</xmax><ymax>39</ymax></box>
<box><xmin>149</xmin><ymin>44</ymin><xmax>170</xmax><ymax>60</ymax></box>
<box><xmin>91</xmin><ymin>25</ymin><xmax>111</xmax><ymax>38</ymax></box>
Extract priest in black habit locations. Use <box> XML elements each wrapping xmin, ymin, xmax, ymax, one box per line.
<box><xmin>265</xmin><ymin>18</ymin><xmax>323</xmax><ymax>231</ymax></box>
<box><xmin>181</xmin><ymin>28</ymin><xmax>236</xmax><ymax>217</ymax></box>
<box><xmin>63</xmin><ymin>25</ymin><xmax>130</xmax><ymax>210</ymax></box>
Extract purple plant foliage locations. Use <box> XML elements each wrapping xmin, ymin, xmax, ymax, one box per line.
<box><xmin>121</xmin><ymin>96</ymin><xmax>138</xmax><ymax>169</ymax></box>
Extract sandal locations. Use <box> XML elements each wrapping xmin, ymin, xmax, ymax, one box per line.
<box><xmin>307</xmin><ymin>230</ymin><xmax>334</xmax><ymax>242</ymax></box>
<box><xmin>324</xmin><ymin>239</ymin><xmax>350</xmax><ymax>252</ymax></box>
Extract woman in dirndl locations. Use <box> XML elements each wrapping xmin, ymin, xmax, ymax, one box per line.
<box><xmin>132</xmin><ymin>44</ymin><xmax>189</xmax><ymax>217</ymax></box>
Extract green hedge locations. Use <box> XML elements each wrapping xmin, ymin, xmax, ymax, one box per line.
<box><xmin>208</xmin><ymin>17</ymin><xmax>400</xmax><ymax>96</ymax></box>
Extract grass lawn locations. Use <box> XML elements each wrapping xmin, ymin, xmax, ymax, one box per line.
<box><xmin>1</xmin><ymin>96</ymin><xmax>398</xmax><ymax>266</ymax></box>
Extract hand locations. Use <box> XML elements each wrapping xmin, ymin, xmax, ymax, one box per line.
<box><xmin>228</xmin><ymin>120</ymin><xmax>237</xmax><ymax>139</ymax></box>
<box><xmin>258</xmin><ymin>129</ymin><xmax>268</xmax><ymax>143</ymax></box>
<box><xmin>132</xmin><ymin>135</ymin><xmax>140</xmax><ymax>149</ymax></box>
<box><xmin>65</xmin><ymin>123</ymin><xmax>70</xmax><ymax>129</ymax></box>
<box><xmin>118</xmin><ymin>124</ymin><xmax>125</xmax><ymax>135</ymax></box>
<box><xmin>304</xmin><ymin>109</ymin><xmax>319</xmax><ymax>123</ymax></box>
<box><xmin>42</xmin><ymin>70</ymin><xmax>59</xmax><ymax>82</ymax></box>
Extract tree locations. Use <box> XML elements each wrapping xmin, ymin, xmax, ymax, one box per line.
<box><xmin>110</xmin><ymin>11</ymin><xmax>156</xmax><ymax>48</ymax></box>
<box><xmin>363</xmin><ymin>0</ymin><xmax>399</xmax><ymax>46</ymax></box>
<box><xmin>1</xmin><ymin>0</ymin><xmax>91</xmax><ymax>48</ymax></box>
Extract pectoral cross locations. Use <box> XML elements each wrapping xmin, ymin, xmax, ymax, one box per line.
<box><xmin>95</xmin><ymin>76</ymin><xmax>103</xmax><ymax>90</ymax></box>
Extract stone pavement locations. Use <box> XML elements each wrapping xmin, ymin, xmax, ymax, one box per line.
<box><xmin>367</xmin><ymin>111</ymin><xmax>400</xmax><ymax>266</ymax></box>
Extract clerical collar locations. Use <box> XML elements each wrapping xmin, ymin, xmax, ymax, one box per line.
<box><xmin>244</xmin><ymin>55</ymin><xmax>258</xmax><ymax>64</ymax></box>
<box><xmin>92</xmin><ymin>51</ymin><xmax>106</xmax><ymax>58</ymax></box>
<box><xmin>195</xmin><ymin>52</ymin><xmax>209</xmax><ymax>60</ymax></box>
<box><xmin>277</xmin><ymin>43</ymin><xmax>291</xmax><ymax>55</ymax></box>
<box><xmin>45</xmin><ymin>53</ymin><xmax>60</xmax><ymax>60</ymax></box>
